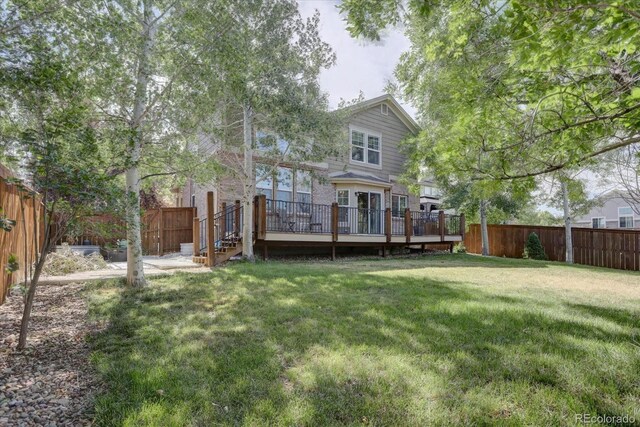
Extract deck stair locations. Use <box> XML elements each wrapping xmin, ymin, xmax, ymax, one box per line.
<box><xmin>191</xmin><ymin>198</ymin><xmax>244</xmax><ymax>267</ymax></box>
<box><xmin>192</xmin><ymin>237</ymin><xmax>243</xmax><ymax>265</ymax></box>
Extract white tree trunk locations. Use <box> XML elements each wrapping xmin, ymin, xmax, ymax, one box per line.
<box><xmin>126</xmin><ymin>0</ymin><xmax>154</xmax><ymax>287</ymax></box>
<box><xmin>480</xmin><ymin>199</ymin><xmax>490</xmax><ymax>256</ymax></box>
<box><xmin>242</xmin><ymin>101</ymin><xmax>255</xmax><ymax>261</ymax></box>
<box><xmin>561</xmin><ymin>180</ymin><xmax>574</xmax><ymax>264</ymax></box>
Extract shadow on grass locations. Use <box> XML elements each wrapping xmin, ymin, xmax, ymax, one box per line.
<box><xmin>87</xmin><ymin>262</ymin><xmax>640</xmax><ymax>426</ymax></box>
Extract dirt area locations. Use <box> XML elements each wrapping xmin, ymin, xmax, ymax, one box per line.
<box><xmin>0</xmin><ymin>283</ymin><xmax>99</xmax><ymax>426</ymax></box>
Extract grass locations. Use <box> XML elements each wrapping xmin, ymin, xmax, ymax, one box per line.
<box><xmin>87</xmin><ymin>254</ymin><xmax>640</xmax><ymax>426</ymax></box>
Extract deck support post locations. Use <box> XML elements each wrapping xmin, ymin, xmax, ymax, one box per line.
<box><xmin>450</xmin><ymin>242</ymin><xmax>454</xmax><ymax>253</ymax></box>
<box><xmin>331</xmin><ymin>245</ymin><xmax>336</xmax><ymax>261</ymax></box>
<box><xmin>263</xmin><ymin>244</ymin><xmax>268</xmax><ymax>260</ymax></box>
<box><xmin>193</xmin><ymin>217</ymin><xmax>200</xmax><ymax>255</ymax></box>
<box><xmin>256</xmin><ymin>195</ymin><xmax>267</xmax><ymax>240</ymax></box>
<box><xmin>206</xmin><ymin>192</ymin><xmax>215</xmax><ymax>267</ymax></box>
<box><xmin>234</xmin><ymin>200</ymin><xmax>241</xmax><ymax>237</ymax></box>
<box><xmin>382</xmin><ymin>246</ymin><xmax>387</xmax><ymax>257</ymax></box>
<box><xmin>439</xmin><ymin>210</ymin><xmax>445</xmax><ymax>242</ymax></box>
<box><xmin>331</xmin><ymin>203</ymin><xmax>338</xmax><ymax>242</ymax></box>
<box><xmin>421</xmin><ymin>243</ymin><xmax>425</xmax><ymax>253</ymax></box>
<box><xmin>404</xmin><ymin>208</ymin><xmax>412</xmax><ymax>244</ymax></box>
<box><xmin>385</xmin><ymin>208</ymin><xmax>391</xmax><ymax>243</ymax></box>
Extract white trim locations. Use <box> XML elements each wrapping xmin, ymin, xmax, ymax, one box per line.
<box><xmin>591</xmin><ymin>217</ymin><xmax>606</xmax><ymax>229</ymax></box>
<box><xmin>336</xmin><ymin>188</ymin><xmax>350</xmax><ymax>207</ymax></box>
<box><xmin>381</xmin><ymin>103</ymin><xmax>389</xmax><ymax>115</ymax></box>
<box><xmin>618</xmin><ymin>207</ymin><xmax>634</xmax><ymax>228</ymax></box>
<box><xmin>349</xmin><ymin>125</ymin><xmax>382</xmax><ymax>170</ymax></box>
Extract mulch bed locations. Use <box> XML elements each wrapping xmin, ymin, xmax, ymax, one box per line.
<box><xmin>0</xmin><ymin>283</ymin><xmax>100</xmax><ymax>426</ymax></box>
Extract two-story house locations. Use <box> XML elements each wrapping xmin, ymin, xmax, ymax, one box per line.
<box><xmin>573</xmin><ymin>191</ymin><xmax>640</xmax><ymax>229</ymax></box>
<box><xmin>182</xmin><ymin>94</ymin><xmax>463</xmax><ymax>263</ymax></box>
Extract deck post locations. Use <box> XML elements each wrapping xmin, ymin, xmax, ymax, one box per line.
<box><xmin>404</xmin><ymin>208</ymin><xmax>412</xmax><ymax>244</ymax></box>
<box><xmin>253</xmin><ymin>196</ymin><xmax>258</xmax><ymax>237</ymax></box>
<box><xmin>385</xmin><ymin>208</ymin><xmax>391</xmax><ymax>243</ymax></box>
<box><xmin>331</xmin><ymin>245</ymin><xmax>336</xmax><ymax>261</ymax></box>
<box><xmin>459</xmin><ymin>213</ymin><xmax>466</xmax><ymax>240</ymax></box>
<box><xmin>158</xmin><ymin>208</ymin><xmax>164</xmax><ymax>255</ymax></box>
<box><xmin>193</xmin><ymin>217</ymin><xmax>200</xmax><ymax>255</ymax></box>
<box><xmin>257</xmin><ymin>195</ymin><xmax>267</xmax><ymax>239</ymax></box>
<box><xmin>331</xmin><ymin>202</ymin><xmax>339</xmax><ymax>242</ymax></box>
<box><xmin>234</xmin><ymin>200</ymin><xmax>241</xmax><ymax>237</ymax></box>
<box><xmin>206</xmin><ymin>192</ymin><xmax>215</xmax><ymax>267</ymax></box>
<box><xmin>439</xmin><ymin>210</ymin><xmax>445</xmax><ymax>242</ymax></box>
<box><xmin>263</xmin><ymin>244</ymin><xmax>268</xmax><ymax>260</ymax></box>
<box><xmin>221</xmin><ymin>202</ymin><xmax>227</xmax><ymax>239</ymax></box>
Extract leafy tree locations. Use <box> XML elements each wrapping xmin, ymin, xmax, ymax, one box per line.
<box><xmin>339</xmin><ymin>0</ymin><xmax>640</xmax><ymax>180</ymax></box>
<box><xmin>524</xmin><ymin>232</ymin><xmax>547</xmax><ymax>261</ymax></box>
<box><xmin>189</xmin><ymin>0</ymin><xmax>345</xmax><ymax>261</ymax></box>
<box><xmin>0</xmin><ymin>47</ymin><xmax>119</xmax><ymax>348</ymax></box>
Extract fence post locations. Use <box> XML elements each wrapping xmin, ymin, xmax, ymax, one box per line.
<box><xmin>207</xmin><ymin>192</ymin><xmax>215</xmax><ymax>267</ymax></box>
<box><xmin>331</xmin><ymin>202</ymin><xmax>339</xmax><ymax>242</ymax></box>
<box><xmin>404</xmin><ymin>208</ymin><xmax>411</xmax><ymax>244</ymax></box>
<box><xmin>158</xmin><ymin>208</ymin><xmax>164</xmax><ymax>256</ymax></box>
<box><xmin>459</xmin><ymin>213</ymin><xmax>466</xmax><ymax>240</ymax></box>
<box><xmin>439</xmin><ymin>210</ymin><xmax>445</xmax><ymax>242</ymax></box>
<box><xmin>193</xmin><ymin>217</ymin><xmax>200</xmax><ymax>255</ymax></box>
<box><xmin>234</xmin><ymin>199</ymin><xmax>241</xmax><ymax>238</ymax></box>
<box><xmin>385</xmin><ymin>208</ymin><xmax>391</xmax><ymax>243</ymax></box>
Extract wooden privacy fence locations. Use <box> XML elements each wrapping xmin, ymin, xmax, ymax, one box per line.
<box><xmin>464</xmin><ymin>224</ymin><xmax>640</xmax><ymax>271</ymax></box>
<box><xmin>142</xmin><ymin>207</ymin><xmax>195</xmax><ymax>255</ymax></box>
<box><xmin>0</xmin><ymin>164</ymin><xmax>44</xmax><ymax>305</ymax></box>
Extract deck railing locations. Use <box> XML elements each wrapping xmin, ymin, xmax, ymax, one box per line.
<box><xmin>266</xmin><ymin>199</ymin><xmax>332</xmax><ymax>234</ymax></box>
<box><xmin>410</xmin><ymin>211</ymin><xmax>440</xmax><ymax>236</ymax></box>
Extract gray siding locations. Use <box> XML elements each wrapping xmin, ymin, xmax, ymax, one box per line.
<box><xmin>573</xmin><ymin>196</ymin><xmax>640</xmax><ymax>229</ymax></box>
<box><xmin>327</xmin><ymin>105</ymin><xmax>413</xmax><ymax>180</ymax></box>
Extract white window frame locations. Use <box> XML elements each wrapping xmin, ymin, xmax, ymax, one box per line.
<box><xmin>349</xmin><ymin>126</ymin><xmax>382</xmax><ymax>169</ymax></box>
<box><xmin>618</xmin><ymin>207</ymin><xmax>634</xmax><ymax>228</ymax></box>
<box><xmin>591</xmin><ymin>217</ymin><xmax>605</xmax><ymax>229</ymax></box>
<box><xmin>391</xmin><ymin>194</ymin><xmax>408</xmax><ymax>218</ymax></box>
<box><xmin>381</xmin><ymin>104</ymin><xmax>388</xmax><ymax>115</ymax></box>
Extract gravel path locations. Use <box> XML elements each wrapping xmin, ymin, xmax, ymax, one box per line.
<box><xmin>0</xmin><ymin>283</ymin><xmax>99</xmax><ymax>426</ymax></box>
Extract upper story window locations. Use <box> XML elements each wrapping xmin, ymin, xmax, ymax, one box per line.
<box><xmin>256</xmin><ymin>130</ymin><xmax>289</xmax><ymax>154</ymax></box>
<box><xmin>592</xmin><ymin>217</ymin><xmax>605</xmax><ymax>229</ymax></box>
<box><xmin>619</xmin><ymin>207</ymin><xmax>634</xmax><ymax>228</ymax></box>
<box><xmin>350</xmin><ymin>128</ymin><xmax>381</xmax><ymax>167</ymax></box>
<box><xmin>391</xmin><ymin>194</ymin><xmax>408</xmax><ymax>217</ymax></box>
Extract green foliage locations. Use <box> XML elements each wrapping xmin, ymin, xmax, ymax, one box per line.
<box><xmin>0</xmin><ymin>207</ymin><xmax>17</xmax><ymax>232</ymax></box>
<box><xmin>513</xmin><ymin>204</ymin><xmax>562</xmax><ymax>227</ymax></box>
<box><xmin>523</xmin><ymin>232</ymin><xmax>547</xmax><ymax>260</ymax></box>
<box><xmin>341</xmin><ymin>0</ymin><xmax>640</xmax><ymax>182</ymax></box>
<box><xmin>5</xmin><ymin>253</ymin><xmax>19</xmax><ymax>274</ymax></box>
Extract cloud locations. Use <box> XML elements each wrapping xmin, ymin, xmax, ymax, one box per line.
<box><xmin>298</xmin><ymin>0</ymin><xmax>416</xmax><ymax>117</ymax></box>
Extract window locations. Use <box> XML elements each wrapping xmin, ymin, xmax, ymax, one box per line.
<box><xmin>296</xmin><ymin>170</ymin><xmax>312</xmax><ymax>212</ymax></box>
<box><xmin>619</xmin><ymin>207</ymin><xmax>634</xmax><ymax>228</ymax></box>
<box><xmin>337</xmin><ymin>190</ymin><xmax>349</xmax><ymax>222</ymax></box>
<box><xmin>256</xmin><ymin>130</ymin><xmax>289</xmax><ymax>154</ymax></box>
<box><xmin>276</xmin><ymin>167</ymin><xmax>293</xmax><ymax>202</ymax></box>
<box><xmin>350</xmin><ymin>128</ymin><xmax>381</xmax><ymax>166</ymax></box>
<box><xmin>256</xmin><ymin>164</ymin><xmax>273</xmax><ymax>198</ymax></box>
<box><xmin>381</xmin><ymin>104</ymin><xmax>388</xmax><ymax>115</ymax></box>
<box><xmin>421</xmin><ymin>185</ymin><xmax>440</xmax><ymax>198</ymax></box>
<box><xmin>392</xmin><ymin>195</ymin><xmax>408</xmax><ymax>217</ymax></box>
<box><xmin>592</xmin><ymin>217</ymin><xmax>605</xmax><ymax>229</ymax></box>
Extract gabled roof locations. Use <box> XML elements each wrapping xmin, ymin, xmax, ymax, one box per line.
<box><xmin>345</xmin><ymin>94</ymin><xmax>420</xmax><ymax>135</ymax></box>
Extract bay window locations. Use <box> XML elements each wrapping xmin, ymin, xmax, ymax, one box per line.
<box><xmin>392</xmin><ymin>194</ymin><xmax>408</xmax><ymax>217</ymax></box>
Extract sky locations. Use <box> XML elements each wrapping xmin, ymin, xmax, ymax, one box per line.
<box><xmin>297</xmin><ymin>0</ymin><xmax>417</xmax><ymax>118</ymax></box>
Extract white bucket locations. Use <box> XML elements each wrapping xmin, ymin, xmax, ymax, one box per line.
<box><xmin>180</xmin><ymin>243</ymin><xmax>194</xmax><ymax>256</ymax></box>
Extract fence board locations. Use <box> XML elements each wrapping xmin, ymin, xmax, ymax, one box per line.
<box><xmin>464</xmin><ymin>223</ymin><xmax>640</xmax><ymax>271</ymax></box>
<box><xmin>142</xmin><ymin>207</ymin><xmax>195</xmax><ymax>255</ymax></box>
<box><xmin>0</xmin><ymin>165</ymin><xmax>43</xmax><ymax>305</ymax></box>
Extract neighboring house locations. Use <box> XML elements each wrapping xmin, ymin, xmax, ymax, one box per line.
<box><xmin>420</xmin><ymin>180</ymin><xmax>441</xmax><ymax>212</ymax></box>
<box><xmin>573</xmin><ymin>191</ymin><xmax>640</xmax><ymax>229</ymax></box>
<box><xmin>183</xmin><ymin>94</ymin><xmax>428</xmax><ymax>220</ymax></box>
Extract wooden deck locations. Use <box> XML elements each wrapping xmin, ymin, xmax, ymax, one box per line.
<box><xmin>193</xmin><ymin>194</ymin><xmax>465</xmax><ymax>265</ymax></box>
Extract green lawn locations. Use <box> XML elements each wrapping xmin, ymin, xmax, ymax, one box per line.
<box><xmin>87</xmin><ymin>255</ymin><xmax>640</xmax><ymax>426</ymax></box>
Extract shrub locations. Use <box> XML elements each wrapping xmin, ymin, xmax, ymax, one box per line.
<box><xmin>523</xmin><ymin>232</ymin><xmax>547</xmax><ymax>260</ymax></box>
<box><xmin>453</xmin><ymin>243</ymin><xmax>467</xmax><ymax>254</ymax></box>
